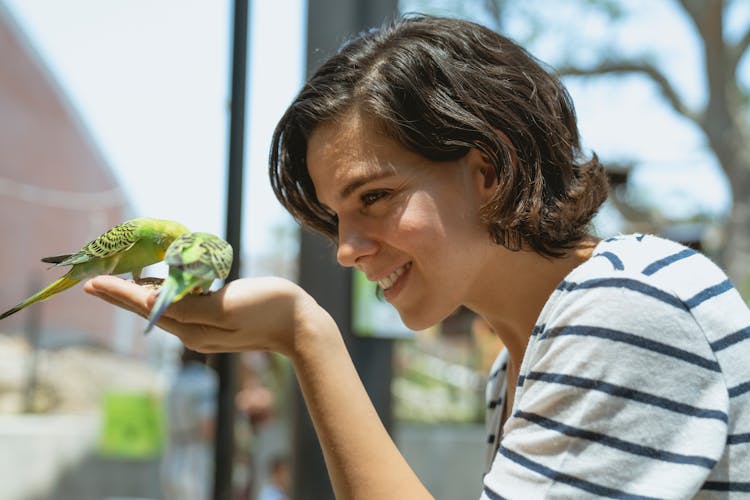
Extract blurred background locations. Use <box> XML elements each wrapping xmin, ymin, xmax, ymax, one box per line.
<box><xmin>0</xmin><ymin>0</ymin><xmax>747</xmax><ymax>499</ymax></box>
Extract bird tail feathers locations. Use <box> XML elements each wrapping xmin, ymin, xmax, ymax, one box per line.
<box><xmin>0</xmin><ymin>274</ymin><xmax>80</xmax><ymax>320</ymax></box>
<box><xmin>144</xmin><ymin>279</ymin><xmax>180</xmax><ymax>334</ymax></box>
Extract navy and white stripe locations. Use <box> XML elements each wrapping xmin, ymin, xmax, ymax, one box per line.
<box><xmin>482</xmin><ymin>234</ymin><xmax>750</xmax><ymax>499</ymax></box>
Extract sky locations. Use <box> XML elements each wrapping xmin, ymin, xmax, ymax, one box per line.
<box><xmin>1</xmin><ymin>0</ymin><xmax>736</xmax><ymax>278</ymax></box>
<box><xmin>2</xmin><ymin>0</ymin><xmax>305</xmax><ymax>277</ymax></box>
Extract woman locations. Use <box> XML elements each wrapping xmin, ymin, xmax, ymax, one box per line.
<box><xmin>85</xmin><ymin>15</ymin><xmax>750</xmax><ymax>498</ymax></box>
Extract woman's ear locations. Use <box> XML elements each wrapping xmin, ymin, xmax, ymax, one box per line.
<box><xmin>466</xmin><ymin>149</ymin><xmax>499</xmax><ymax>200</ymax></box>
<box><xmin>468</xmin><ymin>130</ymin><xmax>517</xmax><ymax>200</ymax></box>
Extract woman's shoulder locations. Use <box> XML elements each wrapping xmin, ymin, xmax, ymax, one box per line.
<box><xmin>534</xmin><ymin>232</ymin><xmax>750</xmax><ymax>370</ymax></box>
<box><xmin>563</xmin><ymin>233</ymin><xmax>733</xmax><ymax>300</ymax></box>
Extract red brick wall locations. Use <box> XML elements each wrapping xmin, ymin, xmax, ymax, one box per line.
<box><xmin>0</xmin><ymin>8</ymin><xmax>144</xmax><ymax>353</ymax></box>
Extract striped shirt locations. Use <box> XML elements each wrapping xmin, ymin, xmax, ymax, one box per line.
<box><xmin>482</xmin><ymin>234</ymin><xmax>750</xmax><ymax>499</ymax></box>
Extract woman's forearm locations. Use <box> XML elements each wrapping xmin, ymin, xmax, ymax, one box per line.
<box><xmin>82</xmin><ymin>276</ymin><xmax>430</xmax><ymax>498</ymax></box>
<box><xmin>289</xmin><ymin>303</ymin><xmax>433</xmax><ymax>500</ymax></box>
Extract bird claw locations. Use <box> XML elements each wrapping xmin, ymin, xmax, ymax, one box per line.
<box><xmin>132</xmin><ymin>277</ymin><xmax>165</xmax><ymax>290</ymax></box>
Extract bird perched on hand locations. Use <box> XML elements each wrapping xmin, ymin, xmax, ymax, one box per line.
<box><xmin>0</xmin><ymin>217</ymin><xmax>190</xmax><ymax>320</ymax></box>
<box><xmin>145</xmin><ymin>231</ymin><xmax>233</xmax><ymax>333</ymax></box>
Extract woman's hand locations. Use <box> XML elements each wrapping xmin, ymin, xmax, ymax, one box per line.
<box><xmin>85</xmin><ymin>274</ymin><xmax>431</xmax><ymax>499</ymax></box>
<box><xmin>83</xmin><ymin>275</ymin><xmax>334</xmax><ymax>358</ymax></box>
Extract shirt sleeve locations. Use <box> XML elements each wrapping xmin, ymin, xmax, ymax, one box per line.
<box><xmin>481</xmin><ymin>277</ymin><xmax>730</xmax><ymax>499</ymax></box>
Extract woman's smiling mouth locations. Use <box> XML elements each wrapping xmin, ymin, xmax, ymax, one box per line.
<box><xmin>377</xmin><ymin>262</ymin><xmax>412</xmax><ymax>290</ymax></box>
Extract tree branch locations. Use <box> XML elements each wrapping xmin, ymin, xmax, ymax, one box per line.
<box><xmin>729</xmin><ymin>26</ymin><xmax>750</xmax><ymax>76</ymax></box>
<box><xmin>677</xmin><ymin>0</ymin><xmax>705</xmax><ymax>33</ymax></box>
<box><xmin>556</xmin><ymin>60</ymin><xmax>702</xmax><ymax>125</ymax></box>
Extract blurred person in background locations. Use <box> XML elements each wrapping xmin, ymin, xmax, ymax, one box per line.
<box><xmin>233</xmin><ymin>351</ymin><xmax>277</xmax><ymax>499</ymax></box>
<box><xmin>87</xmin><ymin>14</ymin><xmax>750</xmax><ymax>498</ymax></box>
<box><xmin>257</xmin><ymin>454</ymin><xmax>291</xmax><ymax>500</ymax></box>
<box><xmin>161</xmin><ymin>347</ymin><xmax>218</xmax><ymax>500</ymax></box>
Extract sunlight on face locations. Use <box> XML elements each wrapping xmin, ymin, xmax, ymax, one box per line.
<box><xmin>306</xmin><ymin>111</ymin><xmax>497</xmax><ymax>330</ymax></box>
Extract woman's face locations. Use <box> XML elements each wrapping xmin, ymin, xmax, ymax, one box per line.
<box><xmin>306</xmin><ymin>111</ymin><xmax>497</xmax><ymax>330</ymax></box>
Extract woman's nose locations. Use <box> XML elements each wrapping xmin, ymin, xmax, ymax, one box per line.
<box><xmin>336</xmin><ymin>220</ymin><xmax>378</xmax><ymax>267</ymax></box>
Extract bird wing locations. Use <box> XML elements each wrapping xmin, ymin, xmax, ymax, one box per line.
<box><xmin>203</xmin><ymin>235</ymin><xmax>233</xmax><ymax>280</ymax></box>
<box><xmin>51</xmin><ymin>219</ymin><xmax>144</xmax><ymax>267</ymax></box>
<box><xmin>165</xmin><ymin>232</ymin><xmax>233</xmax><ymax>280</ymax></box>
<box><xmin>40</xmin><ymin>254</ymin><xmax>73</xmax><ymax>264</ymax></box>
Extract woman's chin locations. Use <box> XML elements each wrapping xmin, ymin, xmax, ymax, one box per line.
<box><xmin>396</xmin><ymin>309</ymin><xmax>443</xmax><ymax>333</ymax></box>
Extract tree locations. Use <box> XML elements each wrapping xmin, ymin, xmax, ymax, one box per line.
<box><xmin>555</xmin><ymin>0</ymin><xmax>750</xmax><ymax>290</ymax></box>
<box><xmin>405</xmin><ymin>0</ymin><xmax>750</xmax><ymax>291</ymax></box>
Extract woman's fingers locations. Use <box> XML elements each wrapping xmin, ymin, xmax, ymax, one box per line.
<box><xmin>84</xmin><ymin>275</ymin><xmax>235</xmax><ymax>329</ymax></box>
<box><xmin>84</xmin><ymin>275</ymin><xmax>155</xmax><ymax>317</ymax></box>
<box><xmin>84</xmin><ymin>275</ymin><xmax>304</xmax><ymax>355</ymax></box>
<box><xmin>162</xmin><ymin>278</ymin><xmax>297</xmax><ymax>330</ymax></box>
<box><xmin>162</xmin><ymin>287</ymin><xmax>235</xmax><ymax>329</ymax></box>
<box><xmin>143</xmin><ymin>314</ymin><xmax>233</xmax><ymax>352</ymax></box>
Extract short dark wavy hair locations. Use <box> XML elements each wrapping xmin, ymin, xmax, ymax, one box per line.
<box><xmin>269</xmin><ymin>14</ymin><xmax>609</xmax><ymax>257</ymax></box>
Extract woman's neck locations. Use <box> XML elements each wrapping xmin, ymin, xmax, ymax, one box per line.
<box><xmin>467</xmin><ymin>236</ymin><xmax>600</xmax><ymax>367</ymax></box>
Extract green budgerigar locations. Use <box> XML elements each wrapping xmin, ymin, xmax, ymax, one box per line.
<box><xmin>0</xmin><ymin>217</ymin><xmax>190</xmax><ymax>320</ymax></box>
<box><xmin>145</xmin><ymin>232</ymin><xmax>233</xmax><ymax>333</ymax></box>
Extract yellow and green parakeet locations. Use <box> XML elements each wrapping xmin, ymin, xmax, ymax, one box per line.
<box><xmin>145</xmin><ymin>232</ymin><xmax>233</xmax><ymax>333</ymax></box>
<box><xmin>1</xmin><ymin>217</ymin><xmax>190</xmax><ymax>320</ymax></box>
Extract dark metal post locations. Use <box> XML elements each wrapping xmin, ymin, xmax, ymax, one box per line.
<box><xmin>214</xmin><ymin>0</ymin><xmax>249</xmax><ymax>499</ymax></box>
<box><xmin>293</xmin><ymin>2</ymin><xmax>399</xmax><ymax>499</ymax></box>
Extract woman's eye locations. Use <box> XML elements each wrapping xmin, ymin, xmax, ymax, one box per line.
<box><xmin>360</xmin><ymin>190</ymin><xmax>389</xmax><ymax>207</ymax></box>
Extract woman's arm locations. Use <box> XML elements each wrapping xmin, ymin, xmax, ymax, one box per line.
<box><xmin>84</xmin><ymin>275</ymin><xmax>433</xmax><ymax>500</ymax></box>
<box><xmin>290</xmin><ymin>296</ymin><xmax>432</xmax><ymax>499</ymax></box>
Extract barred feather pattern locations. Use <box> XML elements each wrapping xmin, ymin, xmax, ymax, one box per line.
<box><xmin>166</xmin><ymin>232</ymin><xmax>233</xmax><ymax>280</ymax></box>
<box><xmin>64</xmin><ymin>219</ymin><xmax>142</xmax><ymax>265</ymax></box>
<box><xmin>85</xmin><ymin>219</ymin><xmax>140</xmax><ymax>256</ymax></box>
<box><xmin>144</xmin><ymin>232</ymin><xmax>232</xmax><ymax>332</ymax></box>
